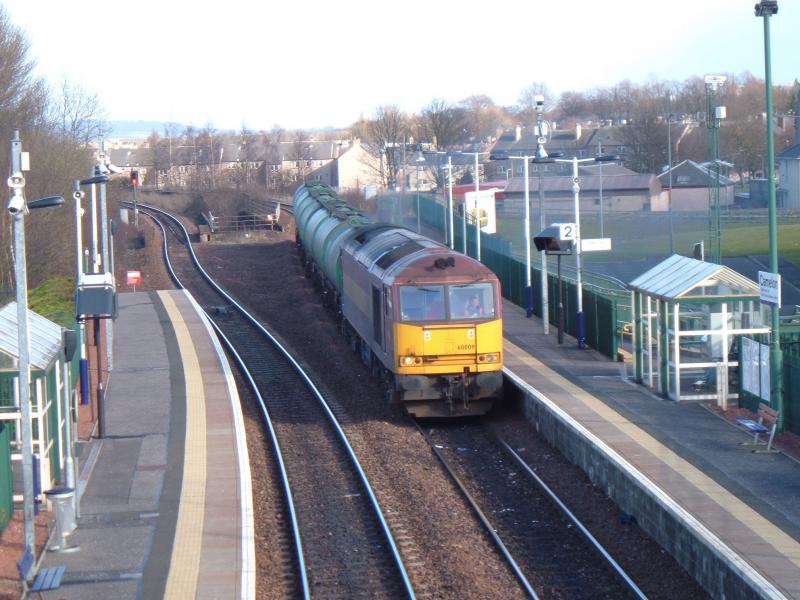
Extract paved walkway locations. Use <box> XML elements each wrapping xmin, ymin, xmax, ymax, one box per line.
<box><xmin>502</xmin><ymin>299</ymin><xmax>800</xmax><ymax>599</ymax></box>
<box><xmin>38</xmin><ymin>291</ymin><xmax>254</xmax><ymax>599</ymax></box>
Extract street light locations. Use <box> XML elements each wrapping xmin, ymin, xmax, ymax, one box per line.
<box><xmin>534</xmin><ymin>152</ymin><xmax>619</xmax><ymax>348</ymax></box>
<box><xmin>491</xmin><ymin>150</ymin><xmax>535</xmax><ymax>318</ymax></box>
<box><xmin>755</xmin><ymin>0</ymin><xmax>784</xmax><ymax>429</ymax></box>
<box><xmin>7</xmin><ymin>129</ymin><xmax>64</xmax><ymax>579</ymax></box>
<box><xmin>414</xmin><ymin>150</ymin><xmax>425</xmax><ymax>233</ymax></box>
<box><xmin>423</xmin><ymin>151</ymin><xmax>456</xmax><ymax>248</ymax></box>
<box><xmin>456</xmin><ymin>151</ymin><xmax>490</xmax><ymax>259</ymax></box>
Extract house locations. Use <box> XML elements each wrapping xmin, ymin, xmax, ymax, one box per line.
<box><xmin>657</xmin><ymin>160</ymin><xmax>735</xmax><ymax>211</ymax></box>
<box><xmin>501</xmin><ymin>168</ymin><xmax>663</xmax><ymax>217</ymax></box>
<box><xmin>778</xmin><ymin>144</ymin><xmax>800</xmax><ymax>209</ymax></box>
<box><xmin>488</xmin><ymin>125</ymin><xmax>632</xmax><ymax>180</ymax></box>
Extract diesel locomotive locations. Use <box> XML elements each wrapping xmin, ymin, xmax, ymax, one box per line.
<box><xmin>294</xmin><ymin>182</ymin><xmax>503</xmax><ymax>417</ymax></box>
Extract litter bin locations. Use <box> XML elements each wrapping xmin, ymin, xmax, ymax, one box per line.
<box><xmin>44</xmin><ymin>486</ymin><xmax>79</xmax><ymax>553</ymax></box>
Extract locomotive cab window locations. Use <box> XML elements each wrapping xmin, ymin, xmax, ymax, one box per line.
<box><xmin>399</xmin><ymin>285</ymin><xmax>445</xmax><ymax>322</ymax></box>
<box><xmin>449</xmin><ymin>283</ymin><xmax>495</xmax><ymax>320</ymax></box>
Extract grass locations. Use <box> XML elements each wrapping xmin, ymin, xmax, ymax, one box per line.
<box><xmin>28</xmin><ymin>276</ymin><xmax>76</xmax><ymax>328</ymax></box>
<box><xmin>494</xmin><ymin>213</ymin><xmax>800</xmax><ymax>269</ymax></box>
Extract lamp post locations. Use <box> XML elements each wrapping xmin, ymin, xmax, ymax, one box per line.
<box><xmin>7</xmin><ymin>130</ymin><xmax>65</xmax><ymax>579</ymax></box>
<box><xmin>534</xmin><ymin>100</ymin><xmax>553</xmax><ymax>334</ymax></box>
<box><xmin>457</xmin><ymin>151</ymin><xmax>489</xmax><ymax>260</ymax></box>
<box><xmin>443</xmin><ymin>155</ymin><xmax>455</xmax><ymax>248</ymax></box>
<box><xmin>535</xmin><ymin>153</ymin><xmax>618</xmax><ymax>348</ymax></box>
<box><xmin>491</xmin><ymin>151</ymin><xmax>536</xmax><ymax>318</ymax></box>
<box><xmin>414</xmin><ymin>151</ymin><xmax>425</xmax><ymax>233</ymax></box>
<box><xmin>756</xmin><ymin>0</ymin><xmax>783</xmax><ymax>429</ymax></box>
<box><xmin>423</xmin><ymin>151</ymin><xmax>455</xmax><ymax>248</ymax></box>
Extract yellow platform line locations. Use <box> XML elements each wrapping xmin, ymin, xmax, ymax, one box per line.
<box><xmin>504</xmin><ymin>340</ymin><xmax>800</xmax><ymax>569</ymax></box>
<box><xmin>160</xmin><ymin>291</ymin><xmax>207</xmax><ymax>599</ymax></box>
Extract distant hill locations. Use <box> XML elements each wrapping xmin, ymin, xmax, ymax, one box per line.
<box><xmin>106</xmin><ymin>120</ymin><xmax>184</xmax><ymax>139</ymax></box>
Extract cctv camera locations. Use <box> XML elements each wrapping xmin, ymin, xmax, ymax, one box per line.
<box><xmin>7</xmin><ymin>193</ymin><xmax>25</xmax><ymax>214</ymax></box>
<box><xmin>534</xmin><ymin>95</ymin><xmax>545</xmax><ymax>105</ymax></box>
<box><xmin>105</xmin><ymin>162</ymin><xmax>124</xmax><ymax>175</ymax></box>
<box><xmin>72</xmin><ymin>190</ymin><xmax>85</xmax><ymax>201</ymax></box>
<box><xmin>7</xmin><ymin>173</ymin><xmax>25</xmax><ymax>190</ymax></box>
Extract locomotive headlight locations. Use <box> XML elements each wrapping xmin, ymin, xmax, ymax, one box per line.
<box><xmin>477</xmin><ymin>353</ymin><xmax>500</xmax><ymax>363</ymax></box>
<box><xmin>400</xmin><ymin>356</ymin><xmax>422</xmax><ymax>367</ymax></box>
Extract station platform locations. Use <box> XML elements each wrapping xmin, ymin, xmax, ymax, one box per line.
<box><xmin>501</xmin><ymin>299</ymin><xmax>800</xmax><ymax>600</ymax></box>
<box><xmin>38</xmin><ymin>291</ymin><xmax>255</xmax><ymax>599</ymax></box>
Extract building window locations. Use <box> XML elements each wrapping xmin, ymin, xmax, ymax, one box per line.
<box><xmin>677</xmin><ymin>175</ymin><xmax>690</xmax><ymax>184</ymax></box>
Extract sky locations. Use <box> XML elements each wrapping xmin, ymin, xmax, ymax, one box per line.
<box><xmin>2</xmin><ymin>0</ymin><xmax>798</xmax><ymax>132</ymax></box>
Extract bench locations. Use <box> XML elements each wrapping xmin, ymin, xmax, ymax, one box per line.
<box><xmin>737</xmin><ymin>403</ymin><xmax>780</xmax><ymax>453</ymax></box>
<box><xmin>16</xmin><ymin>548</ymin><xmax>66</xmax><ymax>593</ymax></box>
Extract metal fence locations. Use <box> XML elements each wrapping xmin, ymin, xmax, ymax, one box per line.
<box><xmin>415</xmin><ymin>194</ymin><xmax>621</xmax><ymax>360</ymax></box>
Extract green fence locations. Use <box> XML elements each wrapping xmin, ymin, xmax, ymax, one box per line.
<box><xmin>372</xmin><ymin>194</ymin><xmax>624</xmax><ymax>359</ymax></box>
<box><xmin>0</xmin><ymin>423</ymin><xmax>11</xmax><ymax>533</ymax></box>
<box><xmin>420</xmin><ymin>197</ymin><xmax>620</xmax><ymax>360</ymax></box>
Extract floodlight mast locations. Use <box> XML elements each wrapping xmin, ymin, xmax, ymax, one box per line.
<box><xmin>755</xmin><ymin>0</ymin><xmax>783</xmax><ymax>430</ymax></box>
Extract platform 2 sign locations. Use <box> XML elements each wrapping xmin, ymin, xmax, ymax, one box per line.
<box><xmin>758</xmin><ymin>271</ymin><xmax>781</xmax><ymax>308</ymax></box>
<box><xmin>126</xmin><ymin>270</ymin><xmax>142</xmax><ymax>291</ymax></box>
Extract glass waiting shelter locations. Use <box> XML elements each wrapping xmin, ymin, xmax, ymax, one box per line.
<box><xmin>629</xmin><ymin>255</ymin><xmax>769</xmax><ymax>404</ymax></box>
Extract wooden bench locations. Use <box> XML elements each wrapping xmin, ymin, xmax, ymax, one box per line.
<box><xmin>737</xmin><ymin>403</ymin><xmax>780</xmax><ymax>453</ymax></box>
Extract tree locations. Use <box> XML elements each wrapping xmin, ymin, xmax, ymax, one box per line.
<box><xmin>420</xmin><ymin>99</ymin><xmax>466</xmax><ymax>150</ymax></box>
<box><xmin>55</xmin><ymin>80</ymin><xmax>109</xmax><ymax>147</ymax></box>
<box><xmin>363</xmin><ymin>105</ymin><xmax>410</xmax><ymax>188</ymax></box>
<box><xmin>458</xmin><ymin>95</ymin><xmax>506</xmax><ymax>142</ymax></box>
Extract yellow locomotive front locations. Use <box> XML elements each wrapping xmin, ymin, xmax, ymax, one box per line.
<box><xmin>392</xmin><ymin>280</ymin><xmax>503</xmax><ymax>417</ymax></box>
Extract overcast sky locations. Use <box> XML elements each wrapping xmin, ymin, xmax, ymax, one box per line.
<box><xmin>3</xmin><ymin>0</ymin><xmax>798</xmax><ymax>131</ymax></box>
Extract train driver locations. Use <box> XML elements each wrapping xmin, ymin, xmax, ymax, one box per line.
<box><xmin>463</xmin><ymin>294</ymin><xmax>484</xmax><ymax>317</ymax></box>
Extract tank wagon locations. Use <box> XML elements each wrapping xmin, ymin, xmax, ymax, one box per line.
<box><xmin>294</xmin><ymin>182</ymin><xmax>503</xmax><ymax>417</ymax></box>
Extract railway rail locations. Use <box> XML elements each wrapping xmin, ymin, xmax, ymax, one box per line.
<box><xmin>418</xmin><ymin>422</ymin><xmax>648</xmax><ymax>600</ymax></box>
<box><xmin>129</xmin><ymin>202</ymin><xmax>415</xmax><ymax>600</ymax></box>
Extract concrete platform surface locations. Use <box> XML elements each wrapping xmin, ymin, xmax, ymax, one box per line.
<box><xmin>502</xmin><ymin>299</ymin><xmax>800</xmax><ymax>600</ymax></box>
<box><xmin>38</xmin><ymin>291</ymin><xmax>254</xmax><ymax>600</ymax></box>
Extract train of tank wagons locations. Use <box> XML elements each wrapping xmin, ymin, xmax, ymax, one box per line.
<box><xmin>293</xmin><ymin>182</ymin><xmax>503</xmax><ymax>418</ymax></box>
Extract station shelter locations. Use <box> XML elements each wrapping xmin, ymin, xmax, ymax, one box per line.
<box><xmin>629</xmin><ymin>255</ymin><xmax>769</xmax><ymax>404</ymax></box>
<box><xmin>0</xmin><ymin>302</ymin><xmax>77</xmax><ymax>533</ymax></box>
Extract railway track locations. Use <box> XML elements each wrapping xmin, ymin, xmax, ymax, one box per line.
<box><xmin>418</xmin><ymin>422</ymin><xmax>648</xmax><ymax>600</ymax></box>
<box><xmin>131</xmin><ymin>202</ymin><xmax>414</xmax><ymax>600</ymax></box>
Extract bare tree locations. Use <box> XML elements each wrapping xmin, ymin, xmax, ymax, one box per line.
<box><xmin>55</xmin><ymin>80</ymin><xmax>109</xmax><ymax>146</ymax></box>
<box><xmin>364</xmin><ymin>105</ymin><xmax>410</xmax><ymax>188</ymax></box>
<box><xmin>420</xmin><ymin>99</ymin><xmax>466</xmax><ymax>150</ymax></box>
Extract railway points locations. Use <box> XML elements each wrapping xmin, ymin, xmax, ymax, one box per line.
<box><xmin>35</xmin><ymin>290</ymin><xmax>255</xmax><ymax>599</ymax></box>
<box><xmin>501</xmin><ymin>299</ymin><xmax>800</xmax><ymax>600</ymax></box>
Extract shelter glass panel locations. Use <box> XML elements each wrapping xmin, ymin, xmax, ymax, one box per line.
<box><xmin>680</xmin><ymin>334</ymin><xmax>714</xmax><ymax>364</ymax></box>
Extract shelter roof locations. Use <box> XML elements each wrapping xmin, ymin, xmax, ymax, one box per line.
<box><xmin>628</xmin><ymin>254</ymin><xmax>760</xmax><ymax>302</ymax></box>
<box><xmin>779</xmin><ymin>143</ymin><xmax>800</xmax><ymax>159</ymax></box>
<box><xmin>0</xmin><ymin>302</ymin><xmax>63</xmax><ymax>370</ymax></box>
<box><xmin>657</xmin><ymin>160</ymin><xmax>734</xmax><ymax>187</ymax></box>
